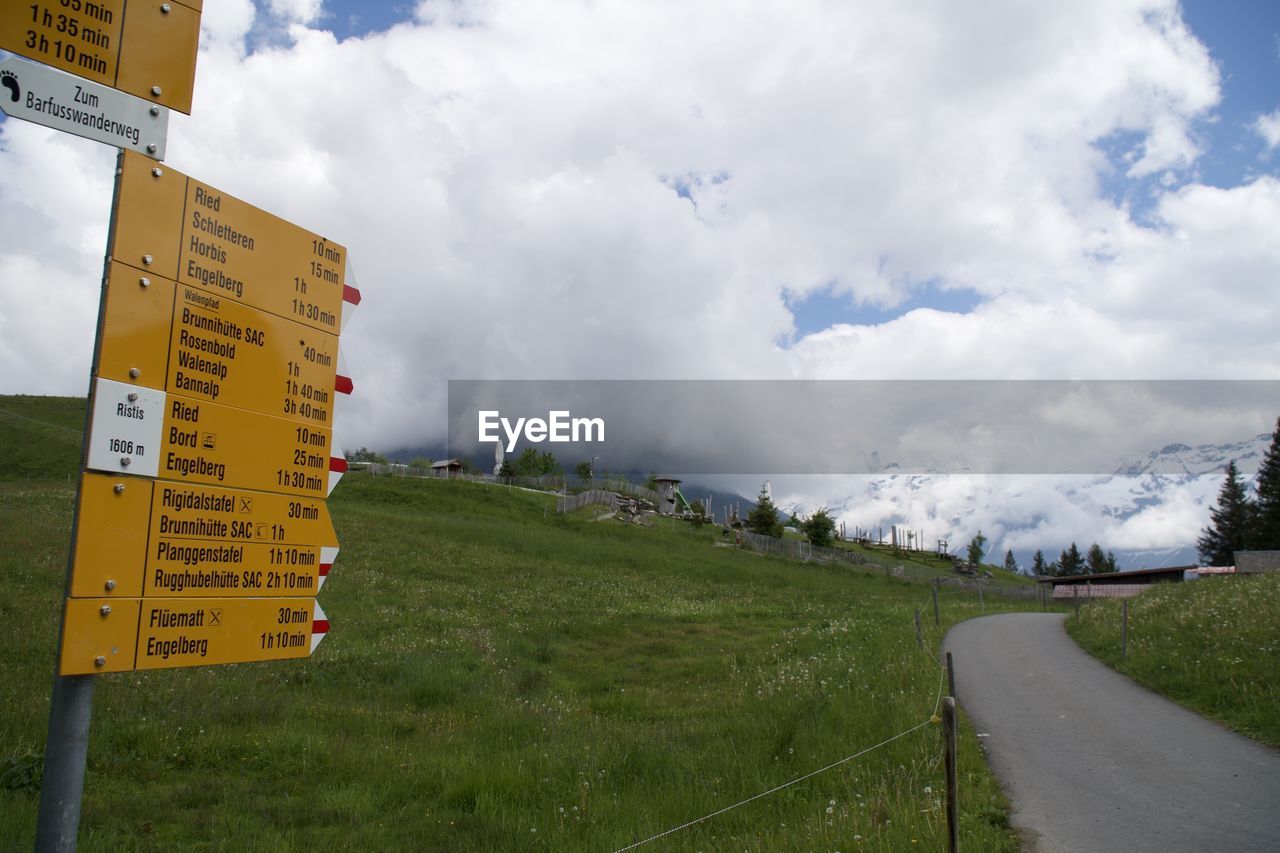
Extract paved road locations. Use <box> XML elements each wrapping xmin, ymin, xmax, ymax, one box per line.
<box><xmin>943</xmin><ymin>612</ymin><xmax>1280</xmax><ymax>853</ymax></box>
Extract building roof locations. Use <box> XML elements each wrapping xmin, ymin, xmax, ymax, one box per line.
<box><xmin>1036</xmin><ymin>565</ymin><xmax>1197</xmax><ymax>584</ymax></box>
<box><xmin>431</xmin><ymin>458</ymin><xmax>461</xmax><ymax>469</ymax></box>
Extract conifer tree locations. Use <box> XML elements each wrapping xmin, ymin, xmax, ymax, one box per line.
<box><xmin>1250</xmin><ymin>420</ymin><xmax>1280</xmax><ymax>550</ymax></box>
<box><xmin>1058</xmin><ymin>542</ymin><xmax>1084</xmax><ymax>576</ymax></box>
<box><xmin>746</xmin><ymin>485</ymin><xmax>784</xmax><ymax>538</ymax></box>
<box><xmin>1197</xmin><ymin>460</ymin><xmax>1252</xmax><ymax>565</ymax></box>
<box><xmin>1003</xmin><ymin>549</ymin><xmax>1018</xmax><ymax>574</ymax></box>
<box><xmin>1085</xmin><ymin>543</ymin><xmax>1116</xmax><ymax>574</ymax></box>
<box><xmin>1031</xmin><ymin>550</ymin><xmax>1048</xmax><ymax>577</ymax></box>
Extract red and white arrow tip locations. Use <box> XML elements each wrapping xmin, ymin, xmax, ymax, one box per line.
<box><xmin>329</xmin><ymin>434</ymin><xmax>347</xmax><ymax>496</ymax></box>
<box><xmin>318</xmin><ymin>545</ymin><xmax>339</xmax><ymax>591</ymax></box>
<box><xmin>311</xmin><ymin>600</ymin><xmax>329</xmax><ymax>654</ymax></box>
<box><xmin>335</xmin><ymin>344</ymin><xmax>353</xmax><ymax>397</ymax></box>
<box><xmin>342</xmin><ymin>259</ymin><xmax>362</xmax><ymax>334</ymax></box>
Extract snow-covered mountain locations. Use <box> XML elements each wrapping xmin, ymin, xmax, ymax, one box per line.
<box><xmin>1112</xmin><ymin>435</ymin><xmax>1268</xmax><ymax>478</ymax></box>
<box><xmin>778</xmin><ymin>433</ymin><xmax>1271</xmax><ymax>571</ymax></box>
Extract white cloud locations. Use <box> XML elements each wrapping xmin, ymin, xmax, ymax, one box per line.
<box><xmin>200</xmin><ymin>0</ymin><xmax>257</xmax><ymax>51</ymax></box>
<box><xmin>1255</xmin><ymin>109</ymin><xmax>1280</xmax><ymax>151</ymax></box>
<box><xmin>0</xmin><ymin>0</ymin><xmax>1271</xmax><ymax>553</ymax></box>
<box><xmin>267</xmin><ymin>0</ymin><xmax>325</xmax><ymax>26</ymax></box>
<box><xmin>773</xmin><ymin>470</ymin><xmax>1225</xmax><ymax>566</ymax></box>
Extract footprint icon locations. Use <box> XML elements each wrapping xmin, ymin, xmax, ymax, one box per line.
<box><xmin>0</xmin><ymin>70</ymin><xmax>18</xmax><ymax>104</ymax></box>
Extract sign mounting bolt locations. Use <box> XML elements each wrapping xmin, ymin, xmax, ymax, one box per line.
<box><xmin>105</xmin><ymin>580</ymin><xmax>117</xmax><ymax>591</ymax></box>
<box><xmin>100</xmin><ymin>605</ymin><xmax>112</xmax><ymax>617</ymax></box>
<box><xmin>161</xmin><ymin>3</ymin><xmax>171</xmax><ymax>12</ymax></box>
<box><xmin>142</xmin><ymin>255</ymin><xmax>153</xmax><ymax>265</ymax></box>
<box><xmin>152</xmin><ymin>85</ymin><xmax>162</xmax><ymax>96</ymax></box>
<box><xmin>94</xmin><ymin>656</ymin><xmax>106</xmax><ymax>668</ymax></box>
<box><xmin>120</xmin><ymin>457</ymin><xmax>132</xmax><ymax>468</ymax></box>
<box><xmin>147</xmin><ymin>144</ymin><xmax>158</xmax><ymax>154</ymax></box>
<box><xmin>152</xmin><ymin>167</ymin><xmax>163</xmax><ymax>178</ymax></box>
<box><xmin>113</xmin><ymin>484</ymin><xmax>125</xmax><ymax>494</ymax></box>
<box><xmin>129</xmin><ymin>367</ymin><xmax>140</xmax><ymax>378</ymax></box>
<box><xmin>139</xmin><ymin>277</ymin><xmax>150</xmax><ymax>288</ymax></box>
<box><xmin>128</xmin><ymin>392</ymin><xmax>139</xmax><ymax>402</ymax></box>
<box><xmin>150</xmin><ymin>106</ymin><xmax>161</xmax><ymax>117</ymax></box>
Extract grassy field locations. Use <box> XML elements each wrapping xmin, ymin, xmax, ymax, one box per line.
<box><xmin>0</xmin><ymin>395</ymin><xmax>85</xmax><ymax>481</ymax></box>
<box><xmin>0</xmin><ymin>464</ymin><xmax>1038</xmax><ymax>852</ymax></box>
<box><xmin>1068</xmin><ymin>574</ymin><xmax>1280</xmax><ymax>749</ymax></box>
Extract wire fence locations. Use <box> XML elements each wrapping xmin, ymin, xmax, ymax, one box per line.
<box><xmin>612</xmin><ymin>605</ymin><xmax>951</xmax><ymax>852</ymax></box>
<box><xmin>361</xmin><ymin>464</ymin><xmax>659</xmax><ymax>501</ymax></box>
<box><xmin>615</xmin><ymin>548</ymin><xmax>1039</xmax><ymax>850</ymax></box>
<box><xmin>613</xmin><ymin>716</ymin><xmax>940</xmax><ymax>852</ymax></box>
<box><xmin>0</xmin><ymin>408</ymin><xmax>82</xmax><ymax>435</ymax></box>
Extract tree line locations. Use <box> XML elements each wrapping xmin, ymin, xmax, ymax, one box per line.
<box><xmin>1028</xmin><ymin>542</ymin><xmax>1118</xmax><ymax>577</ymax></box>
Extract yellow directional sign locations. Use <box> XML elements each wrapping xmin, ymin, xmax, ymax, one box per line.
<box><xmin>173</xmin><ymin>396</ymin><xmax>328</xmax><ymax>497</ymax></box>
<box><xmin>111</xmin><ymin>151</ymin><xmax>349</xmax><ymax>334</ymax></box>
<box><xmin>0</xmin><ymin>0</ymin><xmax>202</xmax><ymax>114</ymax></box>
<box><xmin>155</xmin><ymin>394</ymin><xmax>334</xmax><ymax>497</ymax></box>
<box><xmin>70</xmin><ymin>473</ymin><xmax>338</xmax><ymax>599</ymax></box>
<box><xmin>85</xmin><ymin>378</ymin><xmax>335</xmax><ymax>498</ymax></box>
<box><xmin>97</xmin><ymin>262</ymin><xmax>342</xmax><ymax>427</ymax></box>
<box><xmin>54</xmin><ymin>149</ymin><xmax>358</xmax><ymax>685</ymax></box>
<box><xmin>59</xmin><ymin>596</ymin><xmax>327</xmax><ymax>675</ymax></box>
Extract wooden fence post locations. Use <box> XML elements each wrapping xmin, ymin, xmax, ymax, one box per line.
<box><xmin>932</xmin><ymin>579</ymin><xmax>941</xmax><ymax>627</ymax></box>
<box><xmin>946</xmin><ymin>651</ymin><xmax>956</xmax><ymax>698</ymax></box>
<box><xmin>914</xmin><ymin>610</ymin><xmax>924</xmax><ymax>649</ymax></box>
<box><xmin>1121</xmin><ymin>599</ymin><xmax>1129</xmax><ymax>659</ymax></box>
<box><xmin>943</xmin><ymin>696</ymin><xmax>959</xmax><ymax>853</ymax></box>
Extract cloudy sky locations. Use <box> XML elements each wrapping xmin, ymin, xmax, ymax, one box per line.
<box><xmin>2</xmin><ymin>0</ymin><xmax>1278</xmax><ymax>561</ymax></box>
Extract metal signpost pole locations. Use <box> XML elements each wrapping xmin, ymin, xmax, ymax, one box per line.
<box><xmin>34</xmin><ymin>149</ymin><xmax>126</xmax><ymax>852</ymax></box>
<box><xmin>34</xmin><ymin>676</ymin><xmax>95</xmax><ymax>851</ymax></box>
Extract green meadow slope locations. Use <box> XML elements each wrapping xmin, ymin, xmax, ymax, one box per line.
<box><xmin>0</xmin><ymin>395</ymin><xmax>85</xmax><ymax>480</ymax></box>
<box><xmin>1</xmin><ymin>395</ymin><xmax>1030</xmax><ymax>850</ymax></box>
